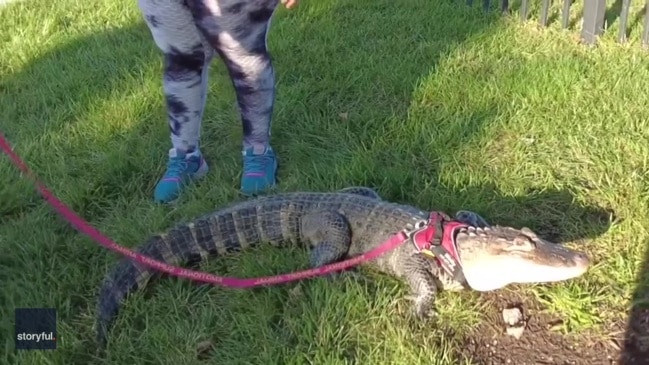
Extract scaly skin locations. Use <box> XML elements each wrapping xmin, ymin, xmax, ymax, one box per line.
<box><xmin>95</xmin><ymin>187</ymin><xmax>590</xmax><ymax>345</ymax></box>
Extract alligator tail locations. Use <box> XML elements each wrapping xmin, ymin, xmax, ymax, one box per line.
<box><xmin>94</xmin><ymin>209</ymin><xmax>258</xmax><ymax>346</ymax></box>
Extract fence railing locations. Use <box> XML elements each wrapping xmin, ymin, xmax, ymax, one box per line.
<box><xmin>467</xmin><ymin>0</ymin><xmax>649</xmax><ymax>48</ymax></box>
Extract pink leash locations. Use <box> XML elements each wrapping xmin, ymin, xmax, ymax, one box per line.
<box><xmin>0</xmin><ymin>132</ymin><xmax>409</xmax><ymax>288</ymax></box>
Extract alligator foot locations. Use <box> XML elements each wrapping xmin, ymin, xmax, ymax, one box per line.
<box><xmin>404</xmin><ymin>293</ymin><xmax>438</xmax><ymax>319</ymax></box>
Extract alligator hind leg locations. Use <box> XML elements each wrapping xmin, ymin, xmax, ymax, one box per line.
<box><xmin>338</xmin><ymin>186</ymin><xmax>382</xmax><ymax>200</ymax></box>
<box><xmin>284</xmin><ymin>211</ymin><xmax>352</xmax><ymax>309</ymax></box>
<box><xmin>454</xmin><ymin>210</ymin><xmax>490</xmax><ymax>228</ymax></box>
<box><xmin>300</xmin><ymin>211</ymin><xmax>352</xmax><ymax>268</ymax></box>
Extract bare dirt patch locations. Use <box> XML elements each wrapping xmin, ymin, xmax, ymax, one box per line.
<box><xmin>455</xmin><ymin>291</ymin><xmax>647</xmax><ymax>365</ymax></box>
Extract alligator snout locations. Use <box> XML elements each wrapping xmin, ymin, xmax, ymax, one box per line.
<box><xmin>570</xmin><ymin>251</ymin><xmax>590</xmax><ymax>271</ymax></box>
<box><xmin>572</xmin><ymin>252</ymin><xmax>590</xmax><ymax>267</ymax></box>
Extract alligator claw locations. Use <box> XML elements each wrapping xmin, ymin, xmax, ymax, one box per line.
<box><xmin>404</xmin><ymin>294</ymin><xmax>437</xmax><ymax>320</ymax></box>
<box><xmin>415</xmin><ymin>306</ymin><xmax>437</xmax><ymax>320</ymax></box>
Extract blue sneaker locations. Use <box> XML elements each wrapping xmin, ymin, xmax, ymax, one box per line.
<box><xmin>154</xmin><ymin>148</ymin><xmax>208</xmax><ymax>203</ymax></box>
<box><xmin>241</xmin><ymin>145</ymin><xmax>278</xmax><ymax>196</ymax></box>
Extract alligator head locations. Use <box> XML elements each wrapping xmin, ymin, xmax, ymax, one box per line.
<box><xmin>451</xmin><ymin>213</ymin><xmax>591</xmax><ymax>291</ymax></box>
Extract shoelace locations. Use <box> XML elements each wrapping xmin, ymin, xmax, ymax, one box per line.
<box><xmin>243</xmin><ymin>154</ymin><xmax>272</xmax><ymax>175</ymax></box>
<box><xmin>165</xmin><ymin>156</ymin><xmax>188</xmax><ymax>177</ymax></box>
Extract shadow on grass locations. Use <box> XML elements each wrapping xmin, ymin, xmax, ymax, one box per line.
<box><xmin>0</xmin><ymin>0</ymin><xmax>620</xmax><ymax>364</ymax></box>
<box><xmin>623</xmin><ymin>247</ymin><xmax>649</xmax><ymax>362</ymax></box>
<box><xmin>598</xmin><ymin>2</ymin><xmax>649</xmax><ymax>365</ymax></box>
<box><xmin>0</xmin><ymin>20</ymin><xmax>162</xmax><ymax>222</ymax></box>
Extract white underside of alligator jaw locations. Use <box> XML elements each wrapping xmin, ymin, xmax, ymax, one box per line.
<box><xmin>461</xmin><ymin>259</ymin><xmax>589</xmax><ymax>292</ymax></box>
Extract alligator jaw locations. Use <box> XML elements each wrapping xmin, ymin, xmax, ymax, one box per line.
<box><xmin>453</xmin><ymin>225</ymin><xmax>591</xmax><ymax>292</ymax></box>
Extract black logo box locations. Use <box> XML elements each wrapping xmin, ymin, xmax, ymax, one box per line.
<box><xmin>15</xmin><ymin>308</ymin><xmax>57</xmax><ymax>350</ymax></box>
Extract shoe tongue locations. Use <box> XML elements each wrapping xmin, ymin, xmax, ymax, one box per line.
<box><xmin>246</xmin><ymin>145</ymin><xmax>267</xmax><ymax>155</ymax></box>
<box><xmin>169</xmin><ymin>148</ymin><xmax>186</xmax><ymax>159</ymax></box>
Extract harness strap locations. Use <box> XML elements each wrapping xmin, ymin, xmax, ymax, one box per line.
<box><xmin>408</xmin><ymin>212</ymin><xmax>467</xmax><ymax>284</ymax></box>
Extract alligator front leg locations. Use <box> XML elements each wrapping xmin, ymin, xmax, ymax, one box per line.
<box><xmin>402</xmin><ymin>254</ymin><xmax>440</xmax><ymax>319</ymax></box>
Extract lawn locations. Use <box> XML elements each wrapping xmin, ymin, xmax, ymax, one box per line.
<box><xmin>1</xmin><ymin>0</ymin><xmax>648</xmax><ymax>363</ymax></box>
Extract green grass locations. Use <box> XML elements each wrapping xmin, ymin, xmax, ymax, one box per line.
<box><xmin>1</xmin><ymin>0</ymin><xmax>648</xmax><ymax>363</ymax></box>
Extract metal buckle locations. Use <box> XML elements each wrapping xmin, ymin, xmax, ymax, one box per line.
<box><xmin>400</xmin><ymin>218</ymin><xmax>429</xmax><ymax>253</ymax></box>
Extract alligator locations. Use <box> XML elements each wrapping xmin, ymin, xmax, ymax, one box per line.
<box><xmin>95</xmin><ymin>187</ymin><xmax>591</xmax><ymax>345</ymax></box>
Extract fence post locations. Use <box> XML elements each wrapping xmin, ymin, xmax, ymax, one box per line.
<box><xmin>644</xmin><ymin>0</ymin><xmax>649</xmax><ymax>48</ymax></box>
<box><xmin>540</xmin><ymin>0</ymin><xmax>551</xmax><ymax>26</ymax></box>
<box><xmin>581</xmin><ymin>0</ymin><xmax>606</xmax><ymax>45</ymax></box>
<box><xmin>520</xmin><ymin>0</ymin><xmax>529</xmax><ymax>20</ymax></box>
<box><xmin>618</xmin><ymin>0</ymin><xmax>631</xmax><ymax>43</ymax></box>
<box><xmin>501</xmin><ymin>0</ymin><xmax>509</xmax><ymax>13</ymax></box>
<box><xmin>561</xmin><ymin>0</ymin><xmax>572</xmax><ymax>28</ymax></box>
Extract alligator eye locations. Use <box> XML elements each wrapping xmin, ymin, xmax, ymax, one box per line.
<box><xmin>521</xmin><ymin>227</ymin><xmax>537</xmax><ymax>238</ymax></box>
<box><xmin>513</xmin><ymin>235</ymin><xmax>536</xmax><ymax>250</ymax></box>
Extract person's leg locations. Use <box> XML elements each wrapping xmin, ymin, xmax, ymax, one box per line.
<box><xmin>187</xmin><ymin>0</ymin><xmax>279</xmax><ymax>196</ymax></box>
<box><xmin>139</xmin><ymin>0</ymin><xmax>213</xmax><ymax>203</ymax></box>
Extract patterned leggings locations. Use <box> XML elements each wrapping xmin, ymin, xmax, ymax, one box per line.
<box><xmin>138</xmin><ymin>0</ymin><xmax>278</xmax><ymax>153</ymax></box>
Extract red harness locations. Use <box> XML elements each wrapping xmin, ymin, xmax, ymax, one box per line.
<box><xmin>406</xmin><ymin>212</ymin><xmax>468</xmax><ymax>283</ymax></box>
